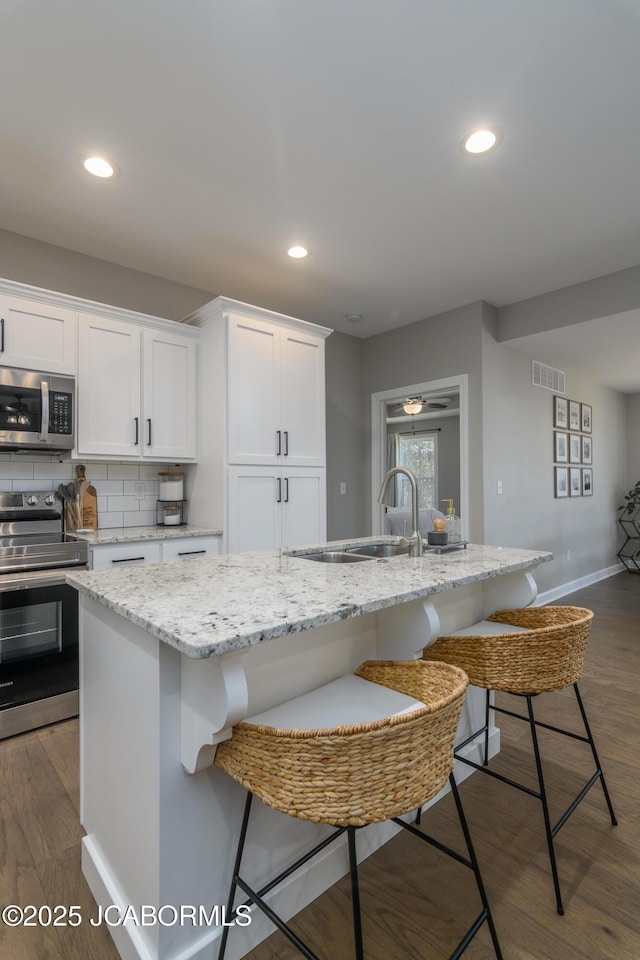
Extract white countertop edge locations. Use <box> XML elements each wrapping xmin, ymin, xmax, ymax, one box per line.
<box><xmin>68</xmin><ymin>525</ymin><xmax>222</xmax><ymax>545</ymax></box>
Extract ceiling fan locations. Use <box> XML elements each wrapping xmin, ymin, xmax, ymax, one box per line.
<box><xmin>388</xmin><ymin>396</ymin><xmax>454</xmax><ymax>416</ymax></box>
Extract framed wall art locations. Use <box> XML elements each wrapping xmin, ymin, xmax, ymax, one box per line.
<box><xmin>570</xmin><ymin>467</ymin><xmax>582</xmax><ymax>497</ymax></box>
<box><xmin>554</xmin><ymin>431</ymin><xmax>568</xmax><ymax>463</ymax></box>
<box><xmin>553</xmin><ymin>396</ymin><xmax>568</xmax><ymax>429</ymax></box>
<box><xmin>569</xmin><ymin>400</ymin><xmax>581</xmax><ymax>431</ymax></box>
<box><xmin>552</xmin><ymin>394</ymin><xmax>594</xmax><ymax>499</ymax></box>
<box><xmin>569</xmin><ymin>433</ymin><xmax>581</xmax><ymax>463</ymax></box>
<box><xmin>554</xmin><ymin>466</ymin><xmax>569</xmax><ymax>498</ymax></box>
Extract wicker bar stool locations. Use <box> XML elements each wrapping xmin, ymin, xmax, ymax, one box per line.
<box><xmin>426</xmin><ymin>605</ymin><xmax>617</xmax><ymax>915</ymax></box>
<box><xmin>214</xmin><ymin>659</ymin><xmax>503</xmax><ymax>960</ymax></box>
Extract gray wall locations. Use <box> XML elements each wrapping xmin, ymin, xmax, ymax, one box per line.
<box><xmin>627</xmin><ymin>393</ymin><xmax>640</xmax><ymax>488</ymax></box>
<box><xmin>0</xmin><ymin>228</ymin><xmax>213</xmax><ymax>320</ymax></box>
<box><xmin>363</xmin><ymin>301</ymin><xmax>486</xmax><ymax>541</ymax></box>
<box><xmin>497</xmin><ymin>263</ymin><xmax>640</xmax><ymax>339</ymax></box>
<box><xmin>324</xmin><ymin>331</ymin><xmax>366</xmax><ymax>539</ymax></box>
<box><xmin>481</xmin><ymin>325</ymin><xmax>628</xmax><ymax>594</ymax></box>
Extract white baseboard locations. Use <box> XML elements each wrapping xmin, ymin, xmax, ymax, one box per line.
<box><xmin>536</xmin><ymin>563</ymin><xmax>621</xmax><ymax>605</ymax></box>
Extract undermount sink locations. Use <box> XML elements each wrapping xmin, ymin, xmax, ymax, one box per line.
<box><xmin>296</xmin><ymin>550</ymin><xmax>374</xmax><ymax>563</ymax></box>
<box><xmin>295</xmin><ymin>542</ymin><xmax>413</xmax><ymax>563</ymax></box>
<box><xmin>346</xmin><ymin>543</ymin><xmax>411</xmax><ymax>558</ymax></box>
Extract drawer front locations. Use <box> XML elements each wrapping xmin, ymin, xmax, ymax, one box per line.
<box><xmin>160</xmin><ymin>537</ymin><xmax>221</xmax><ymax>562</ymax></box>
<box><xmin>90</xmin><ymin>542</ymin><xmax>162</xmax><ymax>570</ymax></box>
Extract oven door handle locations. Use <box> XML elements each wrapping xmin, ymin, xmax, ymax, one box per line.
<box><xmin>0</xmin><ymin>565</ymin><xmax>88</xmax><ymax>591</ymax></box>
<box><xmin>40</xmin><ymin>380</ymin><xmax>50</xmax><ymax>442</ymax></box>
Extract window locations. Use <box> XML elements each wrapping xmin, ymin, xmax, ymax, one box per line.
<box><xmin>396</xmin><ymin>432</ymin><xmax>438</xmax><ymax>509</ymax></box>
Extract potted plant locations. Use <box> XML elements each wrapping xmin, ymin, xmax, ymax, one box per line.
<box><xmin>617</xmin><ymin>481</ymin><xmax>640</xmax><ymax>573</ymax></box>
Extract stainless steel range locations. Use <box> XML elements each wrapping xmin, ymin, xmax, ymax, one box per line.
<box><xmin>0</xmin><ymin>491</ymin><xmax>88</xmax><ymax>739</ymax></box>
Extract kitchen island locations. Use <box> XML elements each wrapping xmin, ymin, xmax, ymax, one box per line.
<box><xmin>67</xmin><ymin>538</ymin><xmax>551</xmax><ymax>960</ymax></box>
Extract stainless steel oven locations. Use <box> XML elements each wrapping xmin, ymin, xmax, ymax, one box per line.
<box><xmin>0</xmin><ymin>492</ymin><xmax>87</xmax><ymax>739</ymax></box>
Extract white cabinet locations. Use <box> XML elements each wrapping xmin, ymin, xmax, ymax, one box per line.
<box><xmin>77</xmin><ymin>315</ymin><xmax>140</xmax><ymax>458</ymax></box>
<box><xmin>187</xmin><ymin>297</ymin><xmax>331</xmax><ymax>554</ymax></box>
<box><xmin>227</xmin><ymin>312</ymin><xmax>325</xmax><ymax>467</ymax></box>
<box><xmin>77</xmin><ymin>315</ymin><xmax>196</xmax><ymax>461</ymax></box>
<box><xmin>160</xmin><ymin>536</ymin><xmax>221</xmax><ymax>561</ymax></box>
<box><xmin>89</xmin><ymin>536</ymin><xmax>221</xmax><ymax>569</ymax></box>
<box><xmin>90</xmin><ymin>541</ymin><xmax>161</xmax><ymax>570</ymax></box>
<box><xmin>142</xmin><ymin>327</ymin><xmax>196</xmax><ymax>460</ymax></box>
<box><xmin>0</xmin><ymin>294</ymin><xmax>77</xmax><ymax>374</ymax></box>
<box><xmin>227</xmin><ymin>467</ymin><xmax>326</xmax><ymax>554</ymax></box>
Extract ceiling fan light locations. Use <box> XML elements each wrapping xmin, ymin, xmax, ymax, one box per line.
<box><xmin>403</xmin><ymin>401</ymin><xmax>423</xmax><ymax>415</ymax></box>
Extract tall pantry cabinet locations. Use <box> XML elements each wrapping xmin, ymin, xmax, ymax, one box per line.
<box><xmin>185</xmin><ymin>297</ymin><xmax>331</xmax><ymax>553</ymax></box>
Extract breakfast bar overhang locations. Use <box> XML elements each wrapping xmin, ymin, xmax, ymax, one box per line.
<box><xmin>67</xmin><ymin>539</ymin><xmax>552</xmax><ymax>960</ymax></box>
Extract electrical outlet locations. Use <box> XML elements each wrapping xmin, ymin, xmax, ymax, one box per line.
<box><xmin>133</xmin><ymin>482</ymin><xmax>145</xmax><ymax>501</ymax></box>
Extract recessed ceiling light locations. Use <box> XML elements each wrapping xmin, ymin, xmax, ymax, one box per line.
<box><xmin>463</xmin><ymin>129</ymin><xmax>498</xmax><ymax>155</ymax></box>
<box><xmin>287</xmin><ymin>245</ymin><xmax>309</xmax><ymax>259</ymax></box>
<box><xmin>83</xmin><ymin>156</ymin><xmax>117</xmax><ymax>178</ymax></box>
<box><xmin>345</xmin><ymin>313</ymin><xmax>363</xmax><ymax>324</ymax></box>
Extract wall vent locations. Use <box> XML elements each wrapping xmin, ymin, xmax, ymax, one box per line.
<box><xmin>532</xmin><ymin>360</ymin><xmax>565</xmax><ymax>393</ymax></box>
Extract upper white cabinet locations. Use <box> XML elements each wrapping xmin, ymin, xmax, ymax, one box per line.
<box><xmin>227</xmin><ymin>313</ymin><xmax>326</xmax><ymax>467</ymax></box>
<box><xmin>77</xmin><ymin>315</ymin><xmax>196</xmax><ymax>461</ymax></box>
<box><xmin>0</xmin><ymin>293</ymin><xmax>77</xmax><ymax>374</ymax></box>
<box><xmin>76</xmin><ymin>315</ymin><xmax>140</xmax><ymax>458</ymax></box>
<box><xmin>186</xmin><ymin>297</ymin><xmax>331</xmax><ymax>552</ymax></box>
<box><xmin>142</xmin><ymin>326</ymin><xmax>196</xmax><ymax>461</ymax></box>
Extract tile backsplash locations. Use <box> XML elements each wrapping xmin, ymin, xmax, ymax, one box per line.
<box><xmin>0</xmin><ymin>455</ymin><xmax>192</xmax><ymax>529</ymax></box>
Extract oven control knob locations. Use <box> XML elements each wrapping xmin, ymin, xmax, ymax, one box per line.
<box><xmin>44</xmin><ymin>494</ymin><xmax>56</xmax><ymax>505</ymax></box>
<box><xmin>26</xmin><ymin>495</ymin><xmax>39</xmax><ymax>506</ymax></box>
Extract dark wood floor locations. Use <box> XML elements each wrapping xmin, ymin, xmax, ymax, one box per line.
<box><xmin>1</xmin><ymin>573</ymin><xmax>638</xmax><ymax>959</ymax></box>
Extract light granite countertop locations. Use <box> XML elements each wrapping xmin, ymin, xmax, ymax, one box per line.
<box><xmin>68</xmin><ymin>524</ymin><xmax>222</xmax><ymax>545</ymax></box>
<box><xmin>66</xmin><ymin>537</ymin><xmax>552</xmax><ymax>659</ymax></box>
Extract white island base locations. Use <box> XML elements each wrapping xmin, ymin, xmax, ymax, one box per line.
<box><xmin>77</xmin><ymin>557</ymin><xmax>543</xmax><ymax>960</ymax></box>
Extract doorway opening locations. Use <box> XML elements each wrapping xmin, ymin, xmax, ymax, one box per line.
<box><xmin>370</xmin><ymin>374</ymin><xmax>469</xmax><ymax>537</ymax></box>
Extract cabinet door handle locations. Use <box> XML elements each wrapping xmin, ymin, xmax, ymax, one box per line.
<box><xmin>112</xmin><ymin>556</ymin><xmax>146</xmax><ymax>564</ymax></box>
<box><xmin>276</xmin><ymin>477</ymin><xmax>282</xmax><ymax>503</ymax></box>
<box><xmin>276</xmin><ymin>430</ymin><xmax>281</xmax><ymax>456</ymax></box>
<box><xmin>0</xmin><ymin>317</ymin><xmax>4</xmax><ymax>353</ymax></box>
<box><xmin>283</xmin><ymin>431</ymin><xmax>289</xmax><ymax>456</ymax></box>
<box><xmin>177</xmin><ymin>549</ymin><xmax>207</xmax><ymax>557</ymax></box>
<box><xmin>147</xmin><ymin>418</ymin><xmax>152</xmax><ymax>446</ymax></box>
<box><xmin>134</xmin><ymin>417</ymin><xmax>139</xmax><ymax>445</ymax></box>
<box><xmin>284</xmin><ymin>477</ymin><xmax>289</xmax><ymax>502</ymax></box>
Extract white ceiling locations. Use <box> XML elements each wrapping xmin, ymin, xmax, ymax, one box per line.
<box><xmin>1</xmin><ymin>1</ymin><xmax>640</xmax><ymax>388</ymax></box>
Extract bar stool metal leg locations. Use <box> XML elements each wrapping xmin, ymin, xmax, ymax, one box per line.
<box><xmin>525</xmin><ymin>694</ymin><xmax>565</xmax><ymax>915</ymax></box>
<box><xmin>573</xmin><ymin>683</ymin><xmax>617</xmax><ymax>826</ymax></box>
<box><xmin>395</xmin><ymin>774</ymin><xmax>503</xmax><ymax>960</ymax></box>
<box><xmin>347</xmin><ymin>828</ymin><xmax>364</xmax><ymax>960</ymax></box>
<box><xmin>218</xmin><ymin>791</ymin><xmax>253</xmax><ymax>960</ymax></box>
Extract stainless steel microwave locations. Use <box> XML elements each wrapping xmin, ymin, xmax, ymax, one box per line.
<box><xmin>0</xmin><ymin>368</ymin><xmax>75</xmax><ymax>453</ymax></box>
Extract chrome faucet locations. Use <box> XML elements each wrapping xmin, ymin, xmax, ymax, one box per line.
<box><xmin>377</xmin><ymin>466</ymin><xmax>423</xmax><ymax>556</ymax></box>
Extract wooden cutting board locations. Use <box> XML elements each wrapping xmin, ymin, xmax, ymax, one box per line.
<box><xmin>66</xmin><ymin>465</ymin><xmax>99</xmax><ymax>531</ymax></box>
<box><xmin>79</xmin><ymin>482</ymin><xmax>98</xmax><ymax>530</ymax></box>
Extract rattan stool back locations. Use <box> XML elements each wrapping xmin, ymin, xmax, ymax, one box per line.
<box><xmin>214</xmin><ymin>659</ymin><xmax>468</xmax><ymax>826</ymax></box>
<box><xmin>426</xmin><ymin>605</ymin><xmax>593</xmax><ymax>693</ymax></box>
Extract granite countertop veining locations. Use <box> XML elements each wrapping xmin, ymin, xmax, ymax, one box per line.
<box><xmin>66</xmin><ymin>537</ymin><xmax>552</xmax><ymax>659</ymax></box>
<box><xmin>68</xmin><ymin>525</ymin><xmax>222</xmax><ymax>545</ymax></box>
